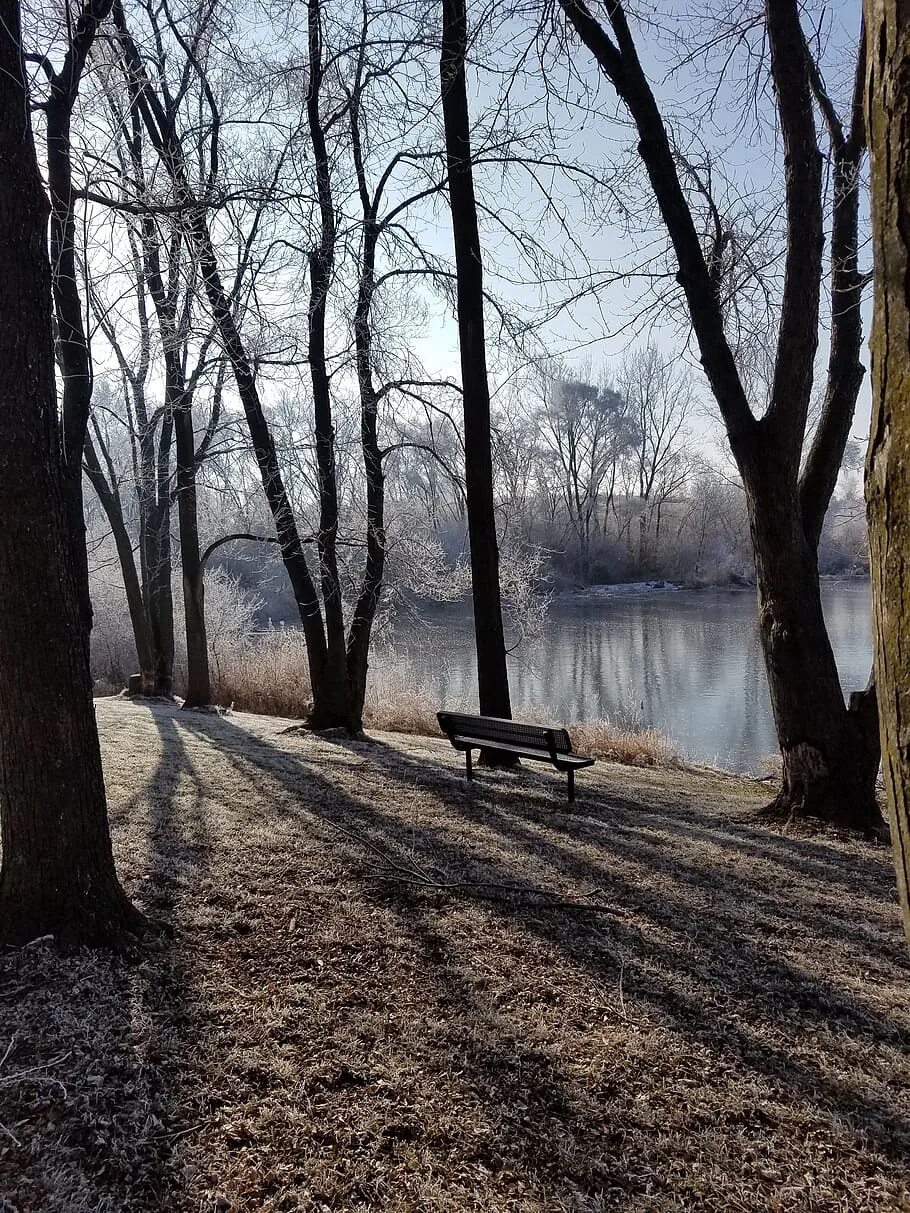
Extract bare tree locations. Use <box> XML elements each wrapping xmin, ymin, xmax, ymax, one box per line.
<box><xmin>558</xmin><ymin>0</ymin><xmax>880</xmax><ymax>827</ymax></box>
<box><xmin>618</xmin><ymin>346</ymin><xmax>692</xmax><ymax>571</ymax></box>
<box><xmin>538</xmin><ymin>372</ymin><xmax>633</xmax><ymax>579</ymax></box>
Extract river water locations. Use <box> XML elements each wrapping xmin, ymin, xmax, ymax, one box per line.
<box><xmin>385</xmin><ymin>583</ymin><xmax>873</xmax><ymax>772</ymax></box>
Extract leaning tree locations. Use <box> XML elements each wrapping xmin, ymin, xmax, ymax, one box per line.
<box><xmin>559</xmin><ymin>0</ymin><xmax>880</xmax><ymax>827</ymax></box>
<box><xmin>0</xmin><ymin>0</ymin><xmax>142</xmax><ymax>947</ymax></box>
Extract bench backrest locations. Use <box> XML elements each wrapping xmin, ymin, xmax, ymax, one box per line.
<box><xmin>437</xmin><ymin>711</ymin><xmax>572</xmax><ymax>755</ymax></box>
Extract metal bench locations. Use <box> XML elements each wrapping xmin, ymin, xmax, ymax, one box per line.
<box><xmin>436</xmin><ymin>711</ymin><xmax>595</xmax><ymax>802</ymax></box>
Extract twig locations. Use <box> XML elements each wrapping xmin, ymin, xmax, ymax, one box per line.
<box><xmin>0</xmin><ymin>1120</ymin><xmax>22</xmax><ymax>1148</ymax></box>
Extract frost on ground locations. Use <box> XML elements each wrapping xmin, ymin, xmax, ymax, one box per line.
<box><xmin>1</xmin><ymin>698</ymin><xmax>909</xmax><ymax>1212</ymax></box>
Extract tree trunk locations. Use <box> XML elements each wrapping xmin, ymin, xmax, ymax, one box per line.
<box><xmin>440</xmin><ymin>0</ymin><xmax>513</xmax><ymax>734</ymax></box>
<box><xmin>344</xmin><ymin>80</ymin><xmax>388</xmax><ymax>733</ymax></box>
<box><xmin>865</xmin><ymin>0</ymin><xmax>910</xmax><ymax>943</ymax></box>
<box><xmin>0</xmin><ymin>0</ymin><xmax>142</xmax><ymax>946</ymax></box>
<box><xmin>146</xmin><ymin>412</ymin><xmax>175</xmax><ymax>696</ymax></box>
<box><xmin>345</xmin><ymin>228</ymin><xmax>386</xmax><ymax>731</ymax></box>
<box><xmin>746</xmin><ymin>466</ymin><xmax>881</xmax><ymax>828</ymax></box>
<box><xmin>305</xmin><ymin>0</ymin><xmax>352</xmax><ymax>729</ymax></box>
<box><xmin>174</xmin><ymin>400</ymin><xmax>210</xmax><ymax>708</ymax></box>
<box><xmin>141</xmin><ymin>219</ymin><xmax>211</xmax><ymax>709</ymax></box>
<box><xmin>84</xmin><ymin>432</ymin><xmax>155</xmax><ymax>688</ymax></box>
<box><xmin>191</xmin><ymin>218</ymin><xmax>338</xmax><ymax>719</ymax></box>
<box><xmin>44</xmin><ymin>3</ymin><xmax>115</xmax><ymax>637</ymax></box>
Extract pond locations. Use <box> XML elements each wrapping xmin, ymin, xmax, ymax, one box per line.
<box><xmin>384</xmin><ymin>583</ymin><xmax>874</xmax><ymax>772</ymax></box>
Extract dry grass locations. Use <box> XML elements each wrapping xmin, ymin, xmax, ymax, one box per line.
<box><xmin>560</xmin><ymin>719</ymin><xmax>677</xmax><ymax>767</ymax></box>
<box><xmin>212</xmin><ymin>632</ymin><xmax>675</xmax><ymax>767</ymax></box>
<box><xmin>211</xmin><ymin>629</ymin><xmax>315</xmax><ymax>721</ymax></box>
<box><xmin>2</xmin><ymin>699</ymin><xmax>909</xmax><ymax>1212</ymax></box>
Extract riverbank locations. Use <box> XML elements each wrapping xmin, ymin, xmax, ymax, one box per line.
<box><xmin>552</xmin><ymin>571</ymin><xmax>871</xmax><ymax>602</ymax></box>
<box><xmin>2</xmin><ymin>699</ymin><xmax>907</xmax><ymax>1212</ymax></box>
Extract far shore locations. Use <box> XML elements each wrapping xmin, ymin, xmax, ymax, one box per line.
<box><xmin>551</xmin><ymin>571</ymin><xmax>870</xmax><ymax>602</ymax></box>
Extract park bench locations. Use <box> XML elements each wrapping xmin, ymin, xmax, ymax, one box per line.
<box><xmin>436</xmin><ymin>711</ymin><xmax>595</xmax><ymax>803</ymax></box>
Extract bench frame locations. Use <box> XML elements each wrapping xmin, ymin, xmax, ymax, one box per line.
<box><xmin>436</xmin><ymin>711</ymin><xmax>595</xmax><ymax>802</ymax></box>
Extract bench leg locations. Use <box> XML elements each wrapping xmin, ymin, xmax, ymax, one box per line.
<box><xmin>465</xmin><ymin>748</ymin><xmax>473</xmax><ymax>780</ymax></box>
<box><xmin>567</xmin><ymin>768</ymin><xmax>575</xmax><ymax>804</ymax></box>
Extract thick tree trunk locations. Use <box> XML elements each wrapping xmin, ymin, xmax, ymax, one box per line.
<box><xmin>746</xmin><ymin>469</ymin><xmax>881</xmax><ymax>828</ymax></box>
<box><xmin>559</xmin><ymin>0</ymin><xmax>878</xmax><ymax>824</ymax></box>
<box><xmin>440</xmin><ymin>0</ymin><xmax>513</xmax><ymax>735</ymax></box>
<box><xmin>865</xmin><ymin>0</ymin><xmax>910</xmax><ymax>943</ymax></box>
<box><xmin>0</xmin><ymin>0</ymin><xmax>142</xmax><ymax>947</ymax></box>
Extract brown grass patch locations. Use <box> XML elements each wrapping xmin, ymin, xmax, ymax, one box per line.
<box><xmin>1</xmin><ymin>700</ymin><xmax>907</xmax><ymax>1212</ymax></box>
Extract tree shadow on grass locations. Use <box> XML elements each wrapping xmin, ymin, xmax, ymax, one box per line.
<box><xmin>0</xmin><ymin>707</ymin><xmax>214</xmax><ymax>1212</ymax></box>
<box><xmin>170</xmin><ymin>706</ymin><xmax>910</xmax><ymax>1198</ymax></box>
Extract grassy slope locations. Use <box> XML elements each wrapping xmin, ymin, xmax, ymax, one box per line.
<box><xmin>1</xmin><ymin>699</ymin><xmax>909</xmax><ymax>1212</ymax></box>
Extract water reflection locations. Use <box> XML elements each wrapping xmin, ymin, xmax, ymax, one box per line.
<box><xmin>383</xmin><ymin>584</ymin><xmax>873</xmax><ymax>772</ymax></box>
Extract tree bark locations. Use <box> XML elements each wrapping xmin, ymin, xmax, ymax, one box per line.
<box><xmin>175</xmin><ymin>398</ymin><xmax>210</xmax><ymax>708</ymax></box>
<box><xmin>865</xmin><ymin>0</ymin><xmax>910</xmax><ymax>942</ymax></box>
<box><xmin>440</xmin><ymin>0</ymin><xmax>513</xmax><ymax>731</ymax></box>
<box><xmin>0</xmin><ymin>0</ymin><xmax>142</xmax><ymax>947</ymax></box>
<box><xmin>744</xmin><ymin>460</ymin><xmax>881</xmax><ymax>826</ymax></box>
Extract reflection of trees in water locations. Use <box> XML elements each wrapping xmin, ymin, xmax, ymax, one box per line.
<box><xmin>383</xmin><ymin>587</ymin><xmax>872</xmax><ymax>770</ymax></box>
<box><xmin>821</xmin><ymin>584</ymin><xmax>875</xmax><ymax>693</ymax></box>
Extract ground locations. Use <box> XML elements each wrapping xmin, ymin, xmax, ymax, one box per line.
<box><xmin>1</xmin><ymin>699</ymin><xmax>909</xmax><ymax>1213</ymax></box>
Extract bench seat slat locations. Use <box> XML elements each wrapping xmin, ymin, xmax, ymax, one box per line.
<box><xmin>450</xmin><ymin>735</ymin><xmax>595</xmax><ymax>768</ymax></box>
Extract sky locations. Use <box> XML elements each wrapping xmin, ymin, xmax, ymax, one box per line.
<box><xmin>56</xmin><ymin>0</ymin><xmax>872</xmax><ymax>474</ymax></box>
<box><xmin>406</xmin><ymin>0</ymin><xmax>872</xmax><ymax>458</ymax></box>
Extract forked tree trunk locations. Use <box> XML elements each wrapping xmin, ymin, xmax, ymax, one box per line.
<box><xmin>440</xmin><ymin>0</ymin><xmax>513</xmax><ymax>732</ymax></box>
<box><xmin>0</xmin><ymin>0</ymin><xmax>142</xmax><ymax>946</ymax></box>
<box><xmin>558</xmin><ymin>0</ymin><xmax>880</xmax><ymax>827</ymax></box>
<box><xmin>865</xmin><ymin>0</ymin><xmax>910</xmax><ymax>942</ymax></box>
<box><xmin>344</xmin><ymin>70</ymin><xmax>388</xmax><ymax>734</ymax></box>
